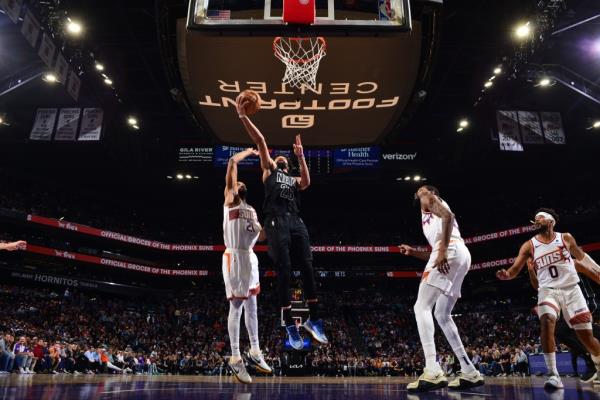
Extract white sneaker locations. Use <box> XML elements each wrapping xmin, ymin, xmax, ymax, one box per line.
<box><xmin>73</xmin><ymin>371</ymin><xmax>81</xmax><ymax>375</ymax></box>
<box><xmin>52</xmin><ymin>370</ymin><xmax>59</xmax><ymax>375</ymax></box>
<box><xmin>448</xmin><ymin>369</ymin><xmax>484</xmax><ymax>390</ymax></box>
<box><xmin>407</xmin><ymin>368</ymin><xmax>447</xmax><ymax>392</ymax></box>
<box><xmin>544</xmin><ymin>374</ymin><xmax>564</xmax><ymax>390</ymax></box>
<box><xmin>228</xmin><ymin>359</ymin><xmax>252</xmax><ymax>384</ymax></box>
<box><xmin>18</xmin><ymin>368</ymin><xmax>25</xmax><ymax>374</ymax></box>
<box><xmin>246</xmin><ymin>351</ymin><xmax>273</xmax><ymax>374</ymax></box>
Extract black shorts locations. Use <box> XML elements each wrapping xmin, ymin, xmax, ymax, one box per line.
<box><xmin>264</xmin><ymin>213</ymin><xmax>312</xmax><ymax>265</ymax></box>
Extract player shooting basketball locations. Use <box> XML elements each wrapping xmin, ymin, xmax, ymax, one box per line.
<box><xmin>497</xmin><ymin>208</ymin><xmax>600</xmax><ymax>389</ymax></box>
<box><xmin>399</xmin><ymin>185</ymin><xmax>484</xmax><ymax>392</ymax></box>
<box><xmin>222</xmin><ymin>148</ymin><xmax>272</xmax><ymax>384</ymax></box>
<box><xmin>235</xmin><ymin>91</ymin><xmax>328</xmax><ymax>351</ymax></box>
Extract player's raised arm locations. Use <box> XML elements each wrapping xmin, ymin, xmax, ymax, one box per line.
<box><xmin>236</xmin><ymin>95</ymin><xmax>274</xmax><ymax>172</ymax></box>
<box><xmin>496</xmin><ymin>241</ymin><xmax>533</xmax><ymax>280</ymax></box>
<box><xmin>0</xmin><ymin>240</ymin><xmax>27</xmax><ymax>251</ymax></box>
<box><xmin>293</xmin><ymin>135</ymin><xmax>310</xmax><ymax>190</ymax></box>
<box><xmin>225</xmin><ymin>148</ymin><xmax>258</xmax><ymax>205</ymax></box>
<box><xmin>563</xmin><ymin>232</ymin><xmax>600</xmax><ymax>285</ymax></box>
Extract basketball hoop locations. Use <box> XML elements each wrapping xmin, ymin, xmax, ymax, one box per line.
<box><xmin>273</xmin><ymin>36</ymin><xmax>326</xmax><ymax>89</ymax></box>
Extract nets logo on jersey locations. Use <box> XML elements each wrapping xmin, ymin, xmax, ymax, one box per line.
<box><xmin>533</xmin><ymin>246</ymin><xmax>572</xmax><ymax>270</ymax></box>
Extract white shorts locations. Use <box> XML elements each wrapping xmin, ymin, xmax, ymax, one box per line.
<box><xmin>222</xmin><ymin>249</ymin><xmax>260</xmax><ymax>300</ymax></box>
<box><xmin>422</xmin><ymin>241</ymin><xmax>470</xmax><ymax>298</ymax></box>
<box><xmin>537</xmin><ymin>284</ymin><xmax>592</xmax><ymax>330</ymax></box>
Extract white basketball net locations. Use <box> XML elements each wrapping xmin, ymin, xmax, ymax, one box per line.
<box><xmin>273</xmin><ymin>37</ymin><xmax>326</xmax><ymax>89</ymax></box>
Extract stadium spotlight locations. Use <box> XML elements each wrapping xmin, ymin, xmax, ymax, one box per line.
<box><xmin>176</xmin><ymin>174</ymin><xmax>184</xmax><ymax>180</ymax></box>
<box><xmin>413</xmin><ymin>175</ymin><xmax>421</xmax><ymax>182</ymax></box>
<box><xmin>538</xmin><ymin>77</ymin><xmax>552</xmax><ymax>87</ymax></box>
<box><xmin>484</xmin><ymin>81</ymin><xmax>493</xmax><ymax>88</ymax></box>
<box><xmin>185</xmin><ymin>174</ymin><xmax>192</xmax><ymax>179</ymax></box>
<box><xmin>43</xmin><ymin>73</ymin><xmax>58</xmax><ymax>83</ymax></box>
<box><xmin>493</xmin><ymin>67</ymin><xmax>502</xmax><ymax>75</ymax></box>
<box><xmin>95</xmin><ymin>63</ymin><xmax>105</xmax><ymax>71</ymax></box>
<box><xmin>66</xmin><ymin>19</ymin><xmax>83</xmax><ymax>35</ymax></box>
<box><xmin>515</xmin><ymin>22</ymin><xmax>531</xmax><ymax>39</ymax></box>
<box><xmin>127</xmin><ymin>117</ymin><xmax>138</xmax><ymax>126</ymax></box>
<box><xmin>104</xmin><ymin>78</ymin><xmax>113</xmax><ymax>85</ymax></box>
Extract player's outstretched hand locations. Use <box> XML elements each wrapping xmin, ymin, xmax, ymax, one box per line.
<box><xmin>235</xmin><ymin>94</ymin><xmax>250</xmax><ymax>117</ymax></box>
<box><xmin>2</xmin><ymin>240</ymin><xmax>27</xmax><ymax>251</ymax></box>
<box><xmin>293</xmin><ymin>134</ymin><xmax>304</xmax><ymax>157</ymax></box>
<box><xmin>398</xmin><ymin>244</ymin><xmax>415</xmax><ymax>256</ymax></box>
<box><xmin>496</xmin><ymin>269</ymin><xmax>510</xmax><ymax>280</ymax></box>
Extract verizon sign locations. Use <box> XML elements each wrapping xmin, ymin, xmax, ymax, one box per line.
<box><xmin>381</xmin><ymin>152</ymin><xmax>417</xmax><ymax>161</ymax></box>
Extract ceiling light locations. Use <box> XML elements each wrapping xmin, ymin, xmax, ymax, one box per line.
<box><xmin>493</xmin><ymin>67</ymin><xmax>502</xmax><ymax>75</ymax></box>
<box><xmin>66</xmin><ymin>20</ymin><xmax>83</xmax><ymax>35</ymax></box>
<box><xmin>459</xmin><ymin>119</ymin><xmax>469</xmax><ymax>128</ymax></box>
<box><xmin>593</xmin><ymin>121</ymin><xmax>600</xmax><ymax>129</ymax></box>
<box><xmin>515</xmin><ymin>22</ymin><xmax>531</xmax><ymax>39</ymax></box>
<box><xmin>185</xmin><ymin>174</ymin><xmax>192</xmax><ymax>179</ymax></box>
<box><xmin>193</xmin><ymin>176</ymin><xmax>199</xmax><ymax>179</ymax></box>
<box><xmin>538</xmin><ymin>78</ymin><xmax>551</xmax><ymax>87</ymax></box>
<box><xmin>404</xmin><ymin>176</ymin><xmax>411</xmax><ymax>181</ymax></box>
<box><xmin>484</xmin><ymin>81</ymin><xmax>493</xmax><ymax>88</ymax></box>
<box><xmin>95</xmin><ymin>63</ymin><xmax>104</xmax><ymax>71</ymax></box>
<box><xmin>413</xmin><ymin>175</ymin><xmax>421</xmax><ymax>182</ymax></box>
<box><xmin>167</xmin><ymin>176</ymin><xmax>173</xmax><ymax>179</ymax></box>
<box><xmin>43</xmin><ymin>73</ymin><xmax>57</xmax><ymax>83</ymax></box>
<box><xmin>176</xmin><ymin>174</ymin><xmax>184</xmax><ymax>180</ymax></box>
<box><xmin>127</xmin><ymin>117</ymin><xmax>138</xmax><ymax>126</ymax></box>
<box><xmin>132</xmin><ymin>125</ymin><xmax>140</xmax><ymax>130</ymax></box>
<box><xmin>104</xmin><ymin>78</ymin><xmax>113</xmax><ymax>85</ymax></box>
<box><xmin>457</xmin><ymin>127</ymin><xmax>464</xmax><ymax>133</ymax></box>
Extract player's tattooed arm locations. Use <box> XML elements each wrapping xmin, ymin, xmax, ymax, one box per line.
<box><xmin>236</xmin><ymin>96</ymin><xmax>275</xmax><ymax>173</ymax></box>
<box><xmin>427</xmin><ymin>195</ymin><xmax>454</xmax><ymax>273</ymax></box>
<box><xmin>398</xmin><ymin>244</ymin><xmax>431</xmax><ymax>261</ymax></box>
<box><xmin>526</xmin><ymin>258</ymin><xmax>539</xmax><ymax>290</ymax></box>
<box><xmin>293</xmin><ymin>135</ymin><xmax>310</xmax><ymax>190</ymax></box>
<box><xmin>496</xmin><ymin>241</ymin><xmax>532</xmax><ymax>280</ymax></box>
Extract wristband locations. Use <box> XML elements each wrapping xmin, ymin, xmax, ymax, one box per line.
<box><xmin>238</xmin><ymin>114</ymin><xmax>247</xmax><ymax>119</ymax></box>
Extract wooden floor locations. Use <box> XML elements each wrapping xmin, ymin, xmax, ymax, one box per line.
<box><xmin>0</xmin><ymin>374</ymin><xmax>598</xmax><ymax>399</ymax></box>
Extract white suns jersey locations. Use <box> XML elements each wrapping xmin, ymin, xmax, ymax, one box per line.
<box><xmin>223</xmin><ymin>202</ymin><xmax>261</xmax><ymax>251</ymax></box>
<box><xmin>531</xmin><ymin>232</ymin><xmax>579</xmax><ymax>289</ymax></box>
<box><xmin>421</xmin><ymin>199</ymin><xmax>463</xmax><ymax>250</ymax></box>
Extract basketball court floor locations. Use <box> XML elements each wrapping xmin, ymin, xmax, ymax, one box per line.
<box><xmin>0</xmin><ymin>375</ymin><xmax>598</xmax><ymax>400</ymax></box>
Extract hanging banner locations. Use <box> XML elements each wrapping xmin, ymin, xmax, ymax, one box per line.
<box><xmin>54</xmin><ymin>108</ymin><xmax>81</xmax><ymax>141</ymax></box>
<box><xmin>541</xmin><ymin>112</ymin><xmax>566</xmax><ymax>145</ymax></box>
<box><xmin>67</xmin><ymin>70</ymin><xmax>81</xmax><ymax>102</ymax></box>
<box><xmin>30</xmin><ymin>108</ymin><xmax>57</xmax><ymax>141</ymax></box>
<box><xmin>1</xmin><ymin>0</ymin><xmax>22</xmax><ymax>23</ymax></box>
<box><xmin>517</xmin><ymin>111</ymin><xmax>545</xmax><ymax>144</ymax></box>
<box><xmin>54</xmin><ymin>53</ymin><xmax>69</xmax><ymax>85</ymax></box>
<box><xmin>78</xmin><ymin>108</ymin><xmax>103</xmax><ymax>141</ymax></box>
<box><xmin>38</xmin><ymin>33</ymin><xmax>56</xmax><ymax>68</ymax></box>
<box><xmin>21</xmin><ymin>9</ymin><xmax>40</xmax><ymax>48</ymax></box>
<box><xmin>334</xmin><ymin>147</ymin><xmax>381</xmax><ymax>169</ymax></box>
<box><xmin>497</xmin><ymin>110</ymin><xmax>523</xmax><ymax>152</ymax></box>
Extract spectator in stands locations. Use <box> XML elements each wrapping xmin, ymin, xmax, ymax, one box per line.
<box><xmin>0</xmin><ymin>333</ymin><xmax>15</xmax><ymax>374</ymax></box>
<box><xmin>13</xmin><ymin>336</ymin><xmax>34</xmax><ymax>374</ymax></box>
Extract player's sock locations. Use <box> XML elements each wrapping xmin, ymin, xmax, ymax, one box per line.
<box><xmin>544</xmin><ymin>352</ymin><xmax>559</xmax><ymax>376</ymax></box>
<box><xmin>414</xmin><ymin>283</ymin><xmax>442</xmax><ymax>372</ymax></box>
<box><xmin>307</xmin><ymin>299</ymin><xmax>319</xmax><ymax>321</ymax></box>
<box><xmin>228</xmin><ymin>299</ymin><xmax>244</xmax><ymax>359</ymax></box>
<box><xmin>243</xmin><ymin>296</ymin><xmax>261</xmax><ymax>354</ymax></box>
<box><xmin>282</xmin><ymin>306</ymin><xmax>293</xmax><ymax>326</ymax></box>
<box><xmin>434</xmin><ymin>294</ymin><xmax>476</xmax><ymax>373</ymax></box>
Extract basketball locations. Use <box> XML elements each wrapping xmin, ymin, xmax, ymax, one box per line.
<box><xmin>237</xmin><ymin>90</ymin><xmax>261</xmax><ymax>116</ymax></box>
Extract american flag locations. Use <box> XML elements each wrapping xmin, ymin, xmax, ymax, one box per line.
<box><xmin>207</xmin><ymin>10</ymin><xmax>231</xmax><ymax>20</ymax></box>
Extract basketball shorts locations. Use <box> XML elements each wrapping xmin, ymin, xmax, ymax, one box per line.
<box><xmin>222</xmin><ymin>249</ymin><xmax>260</xmax><ymax>300</ymax></box>
<box><xmin>537</xmin><ymin>284</ymin><xmax>592</xmax><ymax>330</ymax></box>
<box><xmin>422</xmin><ymin>241</ymin><xmax>470</xmax><ymax>298</ymax></box>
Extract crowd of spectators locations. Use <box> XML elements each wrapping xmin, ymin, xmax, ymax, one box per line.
<box><xmin>0</xmin><ymin>282</ymin><xmax>571</xmax><ymax>378</ymax></box>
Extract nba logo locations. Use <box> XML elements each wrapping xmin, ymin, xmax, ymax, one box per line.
<box><xmin>378</xmin><ymin>0</ymin><xmax>392</xmax><ymax>20</ymax></box>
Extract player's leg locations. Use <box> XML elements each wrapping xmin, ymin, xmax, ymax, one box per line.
<box><xmin>564</xmin><ymin>285</ymin><xmax>600</xmax><ymax>381</ymax></box>
<box><xmin>537</xmin><ymin>289</ymin><xmax>562</xmax><ymax>389</ymax></box>
<box><xmin>555</xmin><ymin>318</ymin><xmax>596</xmax><ymax>382</ymax></box>
<box><xmin>291</xmin><ymin>216</ymin><xmax>328</xmax><ymax>344</ymax></box>
<box><xmin>243</xmin><ymin>295</ymin><xmax>272</xmax><ymax>374</ymax></box>
<box><xmin>407</xmin><ymin>281</ymin><xmax>448</xmax><ymax>392</ymax></box>
<box><xmin>266</xmin><ymin>215</ymin><xmax>304</xmax><ymax>349</ymax></box>
<box><xmin>227</xmin><ymin>298</ymin><xmax>252</xmax><ymax>384</ymax></box>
